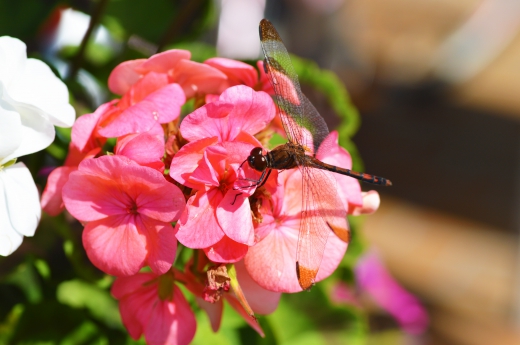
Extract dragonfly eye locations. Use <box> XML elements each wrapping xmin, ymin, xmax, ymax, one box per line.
<box><xmin>247</xmin><ymin>147</ymin><xmax>267</xmax><ymax>171</ymax></box>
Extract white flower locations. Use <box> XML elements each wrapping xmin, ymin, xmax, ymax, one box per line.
<box><xmin>0</xmin><ymin>36</ymin><xmax>75</xmax><ymax>256</ymax></box>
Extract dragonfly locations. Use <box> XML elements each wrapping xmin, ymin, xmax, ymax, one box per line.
<box><xmin>246</xmin><ymin>19</ymin><xmax>392</xmax><ymax>290</ymax></box>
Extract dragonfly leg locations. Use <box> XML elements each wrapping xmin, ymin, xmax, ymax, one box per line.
<box><xmin>231</xmin><ymin>192</ymin><xmax>243</xmax><ymax>205</ymax></box>
<box><xmin>234</xmin><ymin>168</ymin><xmax>272</xmax><ymax>190</ymax></box>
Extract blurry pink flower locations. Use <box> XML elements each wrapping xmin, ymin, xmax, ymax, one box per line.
<box><xmin>112</xmin><ymin>271</ymin><xmax>196</xmax><ymax>345</ymax></box>
<box><xmin>62</xmin><ymin>155</ymin><xmax>185</xmax><ymax>276</ymax></box>
<box><xmin>172</xmin><ymin>142</ymin><xmax>257</xmax><ymax>263</ymax></box>
<box><xmin>108</xmin><ymin>49</ymin><xmax>227</xmax><ymax>99</ymax></box>
<box><xmin>245</xmin><ymin>131</ymin><xmax>374</xmax><ymax>292</ymax></box>
<box><xmin>179</xmin><ymin>85</ymin><xmax>275</xmax><ymax>146</ymax></box>
<box><xmin>355</xmin><ymin>250</ymin><xmax>429</xmax><ymax>334</ymax></box>
<box><xmin>330</xmin><ymin>281</ymin><xmax>362</xmax><ymax>308</ymax></box>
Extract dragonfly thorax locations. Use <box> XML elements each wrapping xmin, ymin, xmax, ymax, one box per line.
<box><xmin>247</xmin><ymin>147</ymin><xmax>268</xmax><ymax>172</ymax></box>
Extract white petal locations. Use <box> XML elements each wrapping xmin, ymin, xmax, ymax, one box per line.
<box><xmin>0</xmin><ymin>36</ymin><xmax>26</xmax><ymax>88</ymax></box>
<box><xmin>0</xmin><ymin>95</ymin><xmax>22</xmax><ymax>164</ymax></box>
<box><xmin>1</xmin><ymin>100</ymin><xmax>55</xmax><ymax>161</ymax></box>
<box><xmin>0</xmin><ymin>163</ymin><xmax>41</xmax><ymax>238</ymax></box>
<box><xmin>0</xmin><ymin>168</ymin><xmax>24</xmax><ymax>257</ymax></box>
<box><xmin>8</xmin><ymin>58</ymin><xmax>75</xmax><ymax>127</ymax></box>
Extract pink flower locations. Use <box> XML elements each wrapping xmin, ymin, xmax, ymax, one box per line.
<box><xmin>112</xmin><ymin>271</ymin><xmax>196</xmax><ymax>345</ymax></box>
<box><xmin>108</xmin><ymin>49</ymin><xmax>227</xmax><ymax>99</ymax></box>
<box><xmin>172</xmin><ymin>142</ymin><xmax>258</xmax><ymax>263</ymax></box>
<box><xmin>179</xmin><ymin>85</ymin><xmax>275</xmax><ymax>147</ymax></box>
<box><xmin>245</xmin><ymin>131</ymin><xmax>377</xmax><ymax>292</ymax></box>
<box><xmin>354</xmin><ymin>250</ymin><xmax>429</xmax><ymax>334</ymax></box>
<box><xmin>62</xmin><ymin>155</ymin><xmax>185</xmax><ymax>276</ymax></box>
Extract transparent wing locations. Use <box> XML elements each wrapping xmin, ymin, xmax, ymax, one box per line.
<box><xmin>296</xmin><ymin>163</ymin><xmax>350</xmax><ymax>290</ymax></box>
<box><xmin>260</xmin><ymin>19</ymin><xmax>329</xmax><ymax>153</ymax></box>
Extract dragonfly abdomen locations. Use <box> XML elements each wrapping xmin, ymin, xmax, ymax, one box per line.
<box><xmin>309</xmin><ymin>158</ymin><xmax>392</xmax><ymax>186</ymax></box>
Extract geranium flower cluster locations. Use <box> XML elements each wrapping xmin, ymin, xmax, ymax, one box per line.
<box><xmin>41</xmin><ymin>49</ymin><xmax>380</xmax><ymax>344</ymax></box>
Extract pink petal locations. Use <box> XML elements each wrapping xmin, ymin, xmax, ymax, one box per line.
<box><xmin>120</xmin><ymin>286</ymin><xmax>156</xmax><ymax>339</ymax></box>
<box><xmin>205</xmin><ymin>94</ymin><xmax>219</xmax><ymax>103</ymax></box>
<box><xmin>123</xmin><ymin>71</ymin><xmax>169</xmax><ymax>105</ymax></box>
<box><xmin>180</xmin><ymin>101</ymin><xmax>235</xmax><ymax>143</ymax></box>
<box><xmin>245</xmin><ymin>169</ymin><xmax>348</xmax><ymax>292</ymax></box>
<box><xmin>204</xmin><ymin>57</ymin><xmax>258</xmax><ymax>88</ymax></box>
<box><xmin>138</xmin><ymin>216</ymin><xmax>176</xmax><ymax>275</ymax></box>
<box><xmin>256</xmin><ymin>60</ymin><xmax>274</xmax><ymax>95</ymax></box>
<box><xmin>108</xmin><ymin>59</ymin><xmax>146</xmax><ymax>95</ymax></box>
<box><xmin>171</xmin><ymin>59</ymin><xmax>227</xmax><ymax>98</ymax></box>
<box><xmin>71</xmin><ymin>100</ymin><xmax>116</xmax><ymax>151</ymax></box>
<box><xmin>216</xmin><ymin>191</ymin><xmax>254</xmax><ymax>245</ymax></box>
<box><xmin>111</xmin><ymin>272</ymin><xmax>157</xmax><ymax>299</ymax></box>
<box><xmin>169</xmin><ymin>137</ymin><xmax>218</xmax><ymax>188</ymax></box>
<box><xmin>224</xmin><ymin>295</ymin><xmax>264</xmax><ymax>337</ymax></box>
<box><xmin>98</xmin><ymin>83</ymin><xmax>185</xmax><ymax>138</ymax></box>
<box><xmin>316</xmin><ymin>131</ymin><xmax>363</xmax><ymax>209</ymax></box>
<box><xmin>355</xmin><ymin>251</ymin><xmax>429</xmax><ymax>334</ymax></box>
<box><xmin>174</xmin><ymin>190</ymin><xmax>225</xmax><ymax>248</ymax></box>
<box><xmin>131</xmin><ymin>178</ymin><xmax>186</xmax><ymax>223</ymax></box>
<box><xmin>116</xmin><ymin>132</ymin><xmax>164</xmax><ymax>166</ymax></box>
<box><xmin>41</xmin><ymin>166</ymin><xmax>76</xmax><ymax>216</ymax></box>
<box><xmin>63</xmin><ymin>155</ymin><xmax>179</xmax><ymax>222</ymax></box>
<box><xmin>63</xmin><ymin>167</ymin><xmax>126</xmax><ymax>221</ymax></box>
<box><xmin>83</xmin><ymin>216</ymin><xmax>147</xmax><ymax>276</ymax></box>
<box><xmin>181</xmin><ymin>86</ymin><xmax>275</xmax><ymax>143</ymax></box>
<box><xmin>203</xmin><ymin>236</ymin><xmax>248</xmax><ymax>263</ymax></box>
<box><xmin>69</xmin><ymin>155</ymin><xmax>182</xmax><ymax>222</ymax></box>
<box><xmin>245</xmin><ymin>220</ymin><xmax>301</xmax><ymax>293</ymax></box>
<box><xmin>145</xmin><ymin>286</ymin><xmax>196</xmax><ymax>345</ymax></box>
<box><xmin>234</xmin><ymin>260</ymin><xmax>281</xmax><ymax>315</ymax></box>
<box><xmin>219</xmin><ymin>85</ymin><xmax>276</xmax><ymax>136</ymax></box>
<box><xmin>195</xmin><ymin>296</ymin><xmax>223</xmax><ymax>332</ymax></box>
<box><xmin>188</xmin><ymin>145</ymin><xmax>226</xmax><ymax>188</ymax></box>
<box><xmin>351</xmin><ymin>191</ymin><xmax>380</xmax><ymax>216</ymax></box>
<box><xmin>138</xmin><ymin>50</ymin><xmax>191</xmax><ymax>74</ymax></box>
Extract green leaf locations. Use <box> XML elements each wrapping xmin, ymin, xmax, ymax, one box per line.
<box><xmin>267</xmin><ymin>132</ymin><xmax>287</xmax><ymax>150</ymax></box>
<box><xmin>56</xmin><ymin>280</ymin><xmax>122</xmax><ymax>329</ymax></box>
<box><xmin>4</xmin><ymin>261</ymin><xmax>43</xmax><ymax>304</ymax></box>
<box><xmin>9</xmin><ymin>301</ymin><xmax>86</xmax><ymax>343</ymax></box>
<box><xmin>46</xmin><ymin>143</ymin><xmax>68</xmax><ymax>160</ymax></box>
<box><xmin>33</xmin><ymin>259</ymin><xmax>51</xmax><ymax>280</ymax></box>
<box><xmin>191</xmin><ymin>307</ymin><xmax>242</xmax><ymax>345</ymax></box>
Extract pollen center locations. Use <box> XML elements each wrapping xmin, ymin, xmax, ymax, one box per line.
<box><xmin>127</xmin><ymin>203</ymin><xmax>138</xmax><ymax>214</ymax></box>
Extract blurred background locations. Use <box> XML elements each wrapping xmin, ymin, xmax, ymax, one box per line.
<box><xmin>1</xmin><ymin>0</ymin><xmax>520</xmax><ymax>344</ymax></box>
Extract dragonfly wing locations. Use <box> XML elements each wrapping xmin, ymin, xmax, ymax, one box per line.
<box><xmin>296</xmin><ymin>164</ymin><xmax>350</xmax><ymax>290</ymax></box>
<box><xmin>301</xmin><ymin>92</ymin><xmax>329</xmax><ymax>153</ymax></box>
<box><xmin>260</xmin><ymin>19</ymin><xmax>307</xmax><ymax>148</ymax></box>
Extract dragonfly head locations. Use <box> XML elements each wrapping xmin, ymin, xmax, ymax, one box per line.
<box><xmin>247</xmin><ymin>147</ymin><xmax>268</xmax><ymax>172</ymax></box>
